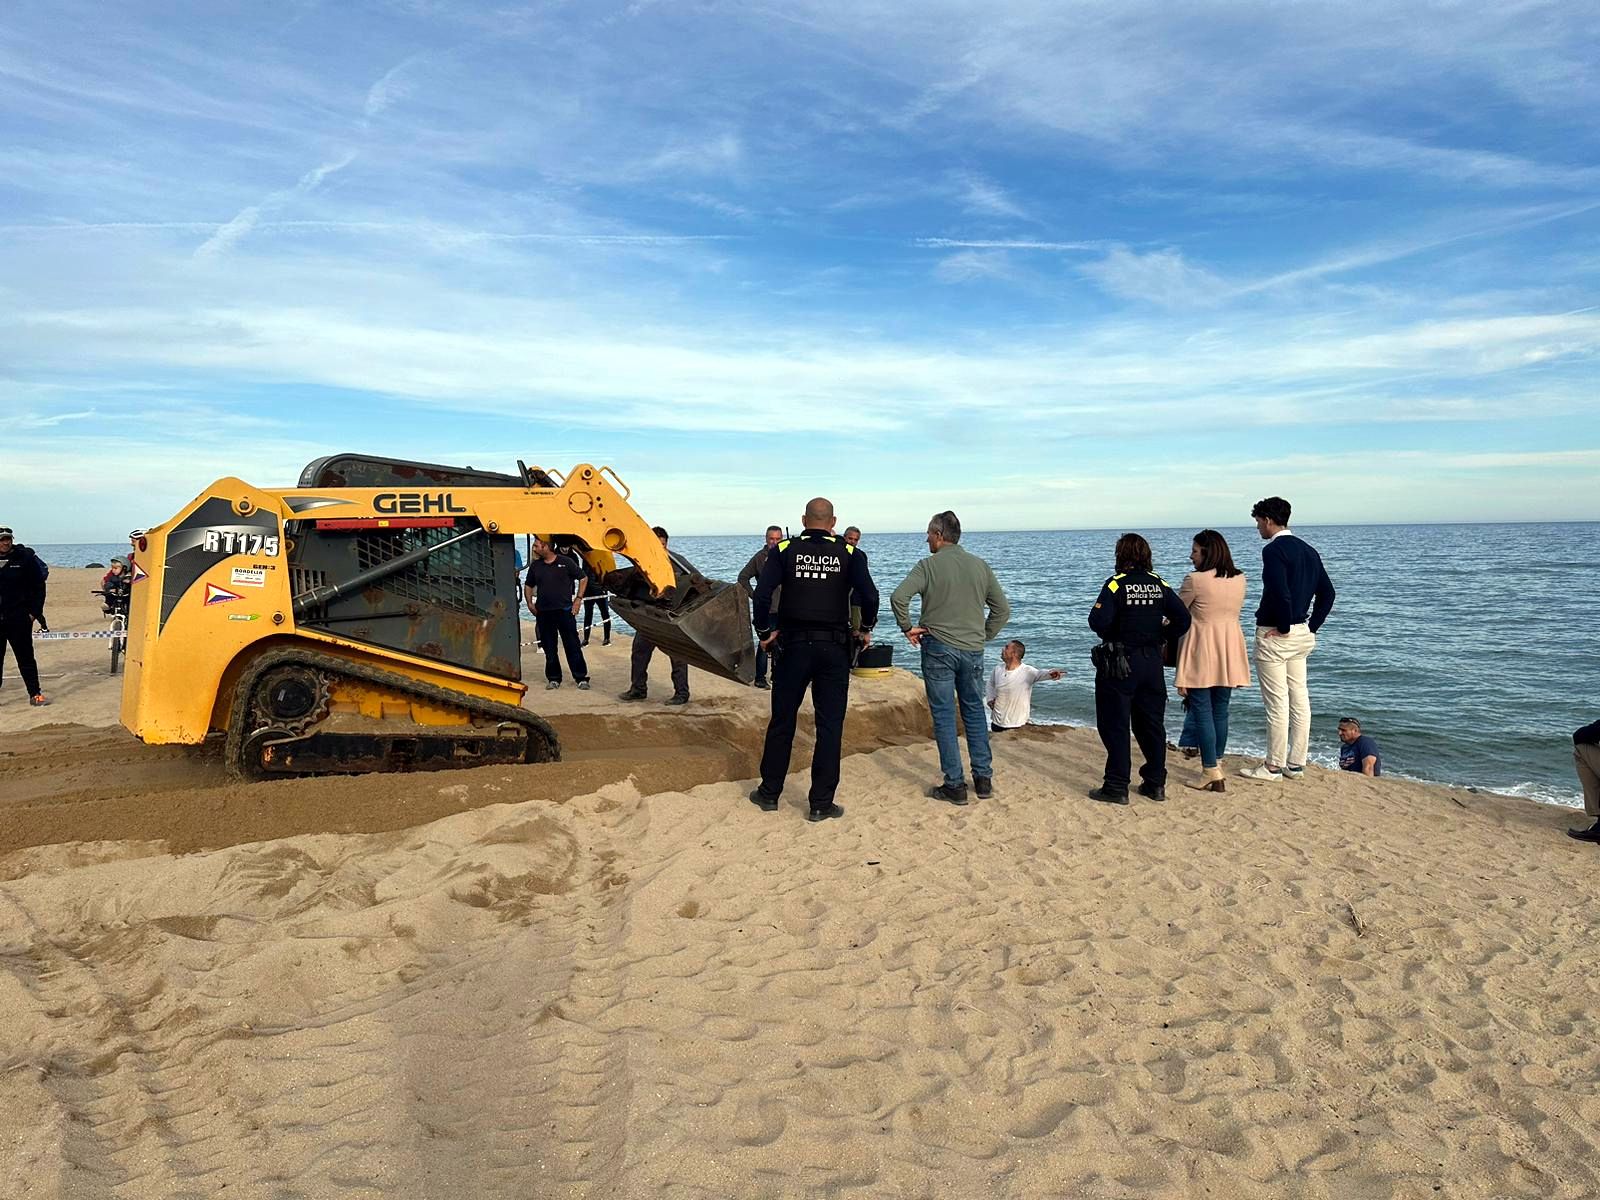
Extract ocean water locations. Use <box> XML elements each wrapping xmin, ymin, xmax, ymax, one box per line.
<box><xmin>35</xmin><ymin>525</ymin><xmax>1597</xmax><ymax>807</ymax></box>
<box><xmin>667</xmin><ymin>524</ymin><xmax>1599</xmax><ymax>810</ymax></box>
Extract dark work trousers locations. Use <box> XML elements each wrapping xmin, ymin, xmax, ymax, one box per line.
<box><xmin>1</xmin><ymin>614</ymin><xmax>42</xmax><ymax>696</ymax></box>
<box><xmin>582</xmin><ymin>595</ymin><xmax>611</xmax><ymax>641</ymax></box>
<box><xmin>758</xmin><ymin>633</ymin><xmax>852</xmax><ymax>809</ymax></box>
<box><xmin>1094</xmin><ymin>645</ymin><xmax>1168</xmax><ymax>793</ymax></box>
<box><xmin>535</xmin><ymin>608</ymin><xmax>589</xmax><ymax>683</ymax></box>
<box><xmin>630</xmin><ymin>635</ymin><xmax>688</xmax><ymax>699</ymax></box>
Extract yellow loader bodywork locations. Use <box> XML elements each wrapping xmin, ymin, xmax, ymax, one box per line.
<box><xmin>119</xmin><ymin>461</ymin><xmax>742</xmax><ymax>778</ymax></box>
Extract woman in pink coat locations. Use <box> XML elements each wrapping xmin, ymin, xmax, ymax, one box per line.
<box><xmin>1176</xmin><ymin>530</ymin><xmax>1252</xmax><ymax>792</ymax></box>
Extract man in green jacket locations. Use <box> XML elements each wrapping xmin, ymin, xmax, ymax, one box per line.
<box><xmin>890</xmin><ymin>510</ymin><xmax>1010</xmax><ymax>805</ymax></box>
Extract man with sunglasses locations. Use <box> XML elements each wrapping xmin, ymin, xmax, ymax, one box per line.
<box><xmin>0</xmin><ymin>526</ymin><xmax>51</xmax><ymax>706</ymax></box>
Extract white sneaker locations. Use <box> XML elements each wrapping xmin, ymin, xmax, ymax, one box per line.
<box><xmin>576</xmin><ymin>680</ymin><xmax>591</xmax><ymax>690</ymax></box>
<box><xmin>1238</xmin><ymin>764</ymin><xmax>1283</xmax><ymax>781</ymax></box>
<box><xmin>1282</xmin><ymin>766</ymin><xmax>1305</xmax><ymax>781</ymax></box>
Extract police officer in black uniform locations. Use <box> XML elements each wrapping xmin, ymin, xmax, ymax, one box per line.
<box><xmin>749</xmin><ymin>497</ymin><xmax>879</xmax><ymax>822</ymax></box>
<box><xmin>1088</xmin><ymin>532</ymin><xmax>1191</xmax><ymax>805</ymax></box>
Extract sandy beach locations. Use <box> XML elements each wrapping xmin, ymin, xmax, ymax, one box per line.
<box><xmin>2</xmin><ymin>569</ymin><xmax>1597</xmax><ymax>1198</ymax></box>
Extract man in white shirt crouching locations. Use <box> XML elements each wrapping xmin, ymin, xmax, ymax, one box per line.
<box><xmin>986</xmin><ymin>639</ymin><xmax>1064</xmax><ymax>733</ymax></box>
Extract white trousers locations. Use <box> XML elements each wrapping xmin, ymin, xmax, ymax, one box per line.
<box><xmin>1253</xmin><ymin>624</ymin><xmax>1316</xmax><ymax>769</ymax></box>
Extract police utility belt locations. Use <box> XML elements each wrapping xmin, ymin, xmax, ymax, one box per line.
<box><xmin>1091</xmin><ymin>640</ymin><xmax>1131</xmax><ymax>680</ymax></box>
<box><xmin>774</xmin><ymin>628</ymin><xmax>852</xmax><ymax>646</ymax></box>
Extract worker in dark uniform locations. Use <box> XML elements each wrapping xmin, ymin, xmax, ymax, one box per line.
<box><xmin>1088</xmin><ymin>532</ymin><xmax>1191</xmax><ymax>805</ymax></box>
<box><xmin>748</xmin><ymin>497</ymin><xmax>878</xmax><ymax>822</ymax></box>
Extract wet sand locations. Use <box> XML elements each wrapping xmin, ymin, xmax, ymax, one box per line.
<box><xmin>2</xmin><ymin>571</ymin><xmax>1597</xmax><ymax>1197</ymax></box>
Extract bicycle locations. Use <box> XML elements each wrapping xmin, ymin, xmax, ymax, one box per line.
<box><xmin>92</xmin><ymin>590</ymin><xmax>129</xmax><ymax>675</ymax></box>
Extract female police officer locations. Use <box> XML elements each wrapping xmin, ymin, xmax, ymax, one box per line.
<box><xmin>1088</xmin><ymin>533</ymin><xmax>1191</xmax><ymax>805</ymax></box>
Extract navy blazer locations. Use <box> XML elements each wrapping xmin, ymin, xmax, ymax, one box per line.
<box><xmin>1254</xmin><ymin>534</ymin><xmax>1335</xmax><ymax>634</ymax></box>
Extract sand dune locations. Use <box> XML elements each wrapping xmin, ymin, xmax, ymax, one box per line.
<box><xmin>3</xmin><ymin>573</ymin><xmax>1598</xmax><ymax>1197</ymax></box>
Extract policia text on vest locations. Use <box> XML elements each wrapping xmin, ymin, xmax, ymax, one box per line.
<box><xmin>1088</xmin><ymin>568</ymin><xmax>1191</xmax><ymax>801</ymax></box>
<box><xmin>749</xmin><ymin>527</ymin><xmax>880</xmax><ymax>820</ymax></box>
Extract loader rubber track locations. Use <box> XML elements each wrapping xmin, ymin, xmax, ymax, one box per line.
<box><xmin>225</xmin><ymin>647</ymin><xmax>559</xmax><ymax>781</ymax></box>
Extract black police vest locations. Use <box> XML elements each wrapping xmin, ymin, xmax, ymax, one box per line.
<box><xmin>1105</xmin><ymin>570</ymin><xmax>1172</xmax><ymax>647</ymax></box>
<box><xmin>776</xmin><ymin>535</ymin><xmax>853</xmax><ymax>628</ymax></box>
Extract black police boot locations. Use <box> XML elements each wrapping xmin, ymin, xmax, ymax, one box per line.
<box><xmin>929</xmin><ymin>782</ymin><xmax>969</xmax><ymax>806</ymax></box>
<box><xmin>806</xmin><ymin>803</ymin><xmax>845</xmax><ymax>822</ymax></box>
<box><xmin>582</xmin><ymin>630</ymin><xmax>591</xmax><ymax>646</ymax></box>
<box><xmin>754</xmin><ymin>678</ymin><xmax>769</xmax><ymax>690</ymax></box>
<box><xmin>1567</xmin><ymin>820</ymin><xmax>1600</xmax><ymax>843</ymax></box>
<box><xmin>618</xmin><ymin>687</ymin><xmax>647</xmax><ymax>701</ymax></box>
<box><xmin>1138</xmin><ymin>781</ymin><xmax>1167</xmax><ymax>803</ymax></box>
<box><xmin>665</xmin><ymin>694</ymin><xmax>690</xmax><ymax>706</ymax></box>
<box><xmin>973</xmin><ymin>776</ymin><xmax>993</xmax><ymax>799</ymax></box>
<box><xmin>749</xmin><ymin>786</ymin><xmax>780</xmax><ymax>812</ymax></box>
<box><xmin>1089</xmin><ymin>786</ymin><xmax>1130</xmax><ymax>806</ymax></box>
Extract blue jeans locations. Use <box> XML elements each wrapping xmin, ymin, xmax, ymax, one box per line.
<box><xmin>1186</xmin><ymin>686</ymin><xmax>1232</xmax><ymax>768</ymax></box>
<box><xmin>921</xmin><ymin>636</ymin><xmax>992</xmax><ymax>787</ymax></box>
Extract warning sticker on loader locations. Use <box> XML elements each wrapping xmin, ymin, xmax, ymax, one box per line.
<box><xmin>230</xmin><ymin>567</ymin><xmax>267</xmax><ymax>588</ymax></box>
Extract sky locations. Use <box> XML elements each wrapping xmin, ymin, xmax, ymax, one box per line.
<box><xmin>3</xmin><ymin>0</ymin><xmax>1598</xmax><ymax>541</ymax></box>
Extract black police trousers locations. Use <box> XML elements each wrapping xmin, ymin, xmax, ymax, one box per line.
<box><xmin>758</xmin><ymin>632</ymin><xmax>852</xmax><ymax>809</ymax></box>
<box><xmin>1094</xmin><ymin>644</ymin><xmax>1167</xmax><ymax>793</ymax></box>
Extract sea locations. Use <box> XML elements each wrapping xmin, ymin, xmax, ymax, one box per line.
<box><xmin>37</xmin><ymin>522</ymin><xmax>1597</xmax><ymax>809</ymax></box>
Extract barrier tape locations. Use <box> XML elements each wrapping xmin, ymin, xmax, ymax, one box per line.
<box><xmin>34</xmin><ymin>630</ymin><xmax>126</xmax><ymax>640</ymax></box>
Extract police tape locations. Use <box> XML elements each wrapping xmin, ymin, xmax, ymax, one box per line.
<box><xmin>34</xmin><ymin>630</ymin><xmax>126</xmax><ymax>640</ymax></box>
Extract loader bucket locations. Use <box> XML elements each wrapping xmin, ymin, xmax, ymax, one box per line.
<box><xmin>606</xmin><ymin>567</ymin><xmax>757</xmax><ymax>685</ymax></box>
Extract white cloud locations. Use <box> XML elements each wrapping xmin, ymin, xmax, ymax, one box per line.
<box><xmin>195</xmin><ymin>153</ymin><xmax>358</xmax><ymax>259</ymax></box>
<box><xmin>1079</xmin><ymin>247</ymin><xmax>1227</xmax><ymax>308</ymax></box>
<box><xmin>952</xmin><ymin>170</ymin><xmax>1030</xmax><ymax>220</ymax></box>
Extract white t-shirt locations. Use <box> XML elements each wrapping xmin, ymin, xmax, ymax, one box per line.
<box><xmin>987</xmin><ymin>663</ymin><xmax>1049</xmax><ymax>729</ymax></box>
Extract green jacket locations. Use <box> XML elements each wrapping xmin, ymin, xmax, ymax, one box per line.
<box><xmin>890</xmin><ymin>543</ymin><xmax>1009</xmax><ymax>652</ymax></box>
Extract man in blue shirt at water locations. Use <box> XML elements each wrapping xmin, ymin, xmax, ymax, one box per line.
<box><xmin>1337</xmin><ymin>718</ymin><xmax>1381</xmax><ymax>776</ymax></box>
<box><xmin>1239</xmin><ymin>496</ymin><xmax>1335</xmax><ymax>784</ymax></box>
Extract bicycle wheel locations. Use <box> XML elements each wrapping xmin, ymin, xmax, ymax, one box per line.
<box><xmin>110</xmin><ymin>619</ymin><xmax>125</xmax><ymax>675</ymax></box>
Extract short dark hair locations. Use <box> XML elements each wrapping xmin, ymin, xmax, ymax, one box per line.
<box><xmin>766</xmin><ymin>525</ymin><xmax>782</xmax><ymax>535</ymax></box>
<box><xmin>1006</xmin><ymin>639</ymin><xmax>1026</xmax><ymax>658</ymax></box>
<box><xmin>652</xmin><ymin>526</ymin><xmax>669</xmax><ymax>541</ymax></box>
<box><xmin>1192</xmin><ymin>529</ymin><xmax>1242</xmax><ymax>578</ymax></box>
<box><xmin>1115</xmin><ymin>533</ymin><xmax>1153</xmax><ymax>573</ymax></box>
<box><xmin>1251</xmin><ymin>496</ymin><xmax>1291</xmax><ymax>526</ymax></box>
<box><xmin>928</xmin><ymin>511</ymin><xmax>961</xmax><ymax>543</ymax></box>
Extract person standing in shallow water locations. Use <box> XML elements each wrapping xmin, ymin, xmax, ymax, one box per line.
<box><xmin>1175</xmin><ymin>530</ymin><xmax>1251</xmax><ymax>793</ymax></box>
<box><xmin>1087</xmin><ymin>533</ymin><xmax>1190</xmax><ymax>805</ymax></box>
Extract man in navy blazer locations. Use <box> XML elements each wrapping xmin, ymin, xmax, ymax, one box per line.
<box><xmin>1239</xmin><ymin>497</ymin><xmax>1335</xmax><ymax>782</ymax></box>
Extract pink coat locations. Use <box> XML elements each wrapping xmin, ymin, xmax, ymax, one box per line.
<box><xmin>1175</xmin><ymin>571</ymin><xmax>1252</xmax><ymax>689</ymax></box>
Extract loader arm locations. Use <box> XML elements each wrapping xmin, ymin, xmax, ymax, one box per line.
<box><xmin>269</xmin><ymin>463</ymin><xmax>677</xmax><ymax>597</ymax></box>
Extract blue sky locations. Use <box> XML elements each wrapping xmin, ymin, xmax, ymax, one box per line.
<box><xmin>3</xmin><ymin>0</ymin><xmax>1598</xmax><ymax>541</ymax></box>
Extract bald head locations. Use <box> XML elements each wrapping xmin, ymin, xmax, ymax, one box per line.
<box><xmin>802</xmin><ymin>497</ymin><xmax>836</xmax><ymax>530</ymax></box>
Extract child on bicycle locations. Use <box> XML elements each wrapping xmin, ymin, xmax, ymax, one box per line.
<box><xmin>101</xmin><ymin>557</ymin><xmax>132</xmax><ymax>616</ymax></box>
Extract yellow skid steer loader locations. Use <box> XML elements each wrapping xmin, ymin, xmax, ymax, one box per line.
<box><xmin>120</xmin><ymin>455</ymin><xmax>754</xmax><ymax>779</ymax></box>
